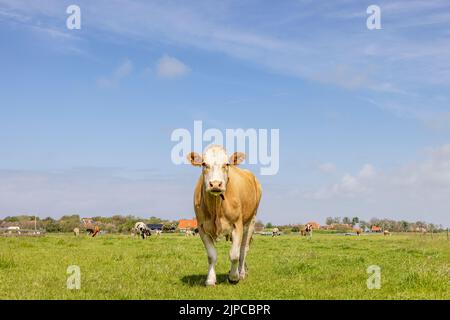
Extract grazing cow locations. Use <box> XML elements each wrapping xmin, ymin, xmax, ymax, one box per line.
<box><xmin>73</xmin><ymin>228</ymin><xmax>80</xmax><ymax>236</ymax></box>
<box><xmin>185</xmin><ymin>230</ymin><xmax>194</xmax><ymax>237</ymax></box>
<box><xmin>134</xmin><ymin>222</ymin><xmax>151</xmax><ymax>239</ymax></box>
<box><xmin>188</xmin><ymin>145</ymin><xmax>262</xmax><ymax>286</ymax></box>
<box><xmin>272</xmin><ymin>228</ymin><xmax>280</xmax><ymax>237</ymax></box>
<box><xmin>383</xmin><ymin>230</ymin><xmax>391</xmax><ymax>236</ymax></box>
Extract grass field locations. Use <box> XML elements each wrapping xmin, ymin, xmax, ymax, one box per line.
<box><xmin>0</xmin><ymin>233</ymin><xmax>449</xmax><ymax>300</ymax></box>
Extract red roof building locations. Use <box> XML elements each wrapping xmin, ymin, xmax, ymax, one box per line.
<box><xmin>371</xmin><ymin>226</ymin><xmax>382</xmax><ymax>232</ymax></box>
<box><xmin>178</xmin><ymin>219</ymin><xmax>198</xmax><ymax>231</ymax></box>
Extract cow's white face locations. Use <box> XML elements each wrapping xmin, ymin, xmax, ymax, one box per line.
<box><xmin>188</xmin><ymin>145</ymin><xmax>245</xmax><ymax>196</ymax></box>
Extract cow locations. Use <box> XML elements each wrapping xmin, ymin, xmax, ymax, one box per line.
<box><xmin>185</xmin><ymin>230</ymin><xmax>194</xmax><ymax>237</ymax></box>
<box><xmin>73</xmin><ymin>228</ymin><xmax>80</xmax><ymax>236</ymax></box>
<box><xmin>86</xmin><ymin>226</ymin><xmax>100</xmax><ymax>237</ymax></box>
<box><xmin>86</xmin><ymin>226</ymin><xmax>101</xmax><ymax>237</ymax></box>
<box><xmin>303</xmin><ymin>224</ymin><xmax>313</xmax><ymax>239</ymax></box>
<box><xmin>272</xmin><ymin>227</ymin><xmax>280</xmax><ymax>237</ymax></box>
<box><xmin>188</xmin><ymin>145</ymin><xmax>262</xmax><ymax>286</ymax></box>
<box><xmin>383</xmin><ymin>230</ymin><xmax>391</xmax><ymax>236</ymax></box>
<box><xmin>134</xmin><ymin>222</ymin><xmax>151</xmax><ymax>239</ymax></box>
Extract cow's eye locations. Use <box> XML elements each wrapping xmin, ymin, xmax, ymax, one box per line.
<box><xmin>202</xmin><ymin>163</ymin><xmax>210</xmax><ymax>169</ymax></box>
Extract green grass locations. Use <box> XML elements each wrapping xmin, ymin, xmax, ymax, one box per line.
<box><xmin>0</xmin><ymin>233</ymin><xmax>449</xmax><ymax>299</ymax></box>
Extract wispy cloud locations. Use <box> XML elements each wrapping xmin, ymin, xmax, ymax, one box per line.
<box><xmin>96</xmin><ymin>59</ymin><xmax>133</xmax><ymax>88</ymax></box>
<box><xmin>318</xmin><ymin>162</ymin><xmax>337</xmax><ymax>174</ymax></box>
<box><xmin>155</xmin><ymin>55</ymin><xmax>190</xmax><ymax>79</ymax></box>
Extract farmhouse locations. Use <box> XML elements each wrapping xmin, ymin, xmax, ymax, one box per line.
<box><xmin>371</xmin><ymin>226</ymin><xmax>382</xmax><ymax>233</ymax></box>
<box><xmin>306</xmin><ymin>221</ymin><xmax>320</xmax><ymax>229</ymax></box>
<box><xmin>178</xmin><ymin>218</ymin><xmax>198</xmax><ymax>232</ymax></box>
<box><xmin>81</xmin><ymin>217</ymin><xmax>95</xmax><ymax>226</ymax></box>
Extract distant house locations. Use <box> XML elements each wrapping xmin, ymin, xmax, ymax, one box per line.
<box><xmin>371</xmin><ymin>226</ymin><xmax>382</xmax><ymax>232</ymax></box>
<box><xmin>306</xmin><ymin>222</ymin><xmax>321</xmax><ymax>230</ymax></box>
<box><xmin>178</xmin><ymin>219</ymin><xmax>198</xmax><ymax>232</ymax></box>
<box><xmin>81</xmin><ymin>218</ymin><xmax>95</xmax><ymax>226</ymax></box>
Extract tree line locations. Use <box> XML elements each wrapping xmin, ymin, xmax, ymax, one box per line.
<box><xmin>0</xmin><ymin>214</ymin><xmax>446</xmax><ymax>233</ymax></box>
<box><xmin>0</xmin><ymin>215</ymin><xmax>179</xmax><ymax>233</ymax></box>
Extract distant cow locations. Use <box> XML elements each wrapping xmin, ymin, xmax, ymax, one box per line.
<box><xmin>272</xmin><ymin>228</ymin><xmax>280</xmax><ymax>237</ymax></box>
<box><xmin>134</xmin><ymin>222</ymin><xmax>151</xmax><ymax>239</ymax></box>
<box><xmin>188</xmin><ymin>145</ymin><xmax>262</xmax><ymax>285</ymax></box>
<box><xmin>86</xmin><ymin>226</ymin><xmax>100</xmax><ymax>237</ymax></box>
<box><xmin>303</xmin><ymin>224</ymin><xmax>313</xmax><ymax>239</ymax></box>
<box><xmin>383</xmin><ymin>230</ymin><xmax>391</xmax><ymax>236</ymax></box>
<box><xmin>73</xmin><ymin>228</ymin><xmax>80</xmax><ymax>236</ymax></box>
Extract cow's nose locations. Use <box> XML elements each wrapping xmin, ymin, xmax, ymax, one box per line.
<box><xmin>209</xmin><ymin>181</ymin><xmax>223</xmax><ymax>190</ymax></box>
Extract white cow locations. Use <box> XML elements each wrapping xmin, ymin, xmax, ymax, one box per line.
<box><xmin>272</xmin><ymin>228</ymin><xmax>280</xmax><ymax>237</ymax></box>
<box><xmin>134</xmin><ymin>222</ymin><xmax>151</xmax><ymax>239</ymax></box>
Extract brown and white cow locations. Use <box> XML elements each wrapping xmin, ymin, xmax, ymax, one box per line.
<box><xmin>188</xmin><ymin>145</ymin><xmax>262</xmax><ymax>286</ymax></box>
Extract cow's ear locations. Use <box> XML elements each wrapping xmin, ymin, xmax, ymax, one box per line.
<box><xmin>229</xmin><ymin>152</ymin><xmax>245</xmax><ymax>165</ymax></box>
<box><xmin>187</xmin><ymin>152</ymin><xmax>203</xmax><ymax>166</ymax></box>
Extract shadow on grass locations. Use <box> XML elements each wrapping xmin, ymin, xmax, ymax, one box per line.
<box><xmin>181</xmin><ymin>274</ymin><xmax>229</xmax><ymax>287</ymax></box>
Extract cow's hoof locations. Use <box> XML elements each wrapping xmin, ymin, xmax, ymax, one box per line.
<box><xmin>228</xmin><ymin>276</ymin><xmax>240</xmax><ymax>285</ymax></box>
<box><xmin>205</xmin><ymin>280</ymin><xmax>216</xmax><ymax>287</ymax></box>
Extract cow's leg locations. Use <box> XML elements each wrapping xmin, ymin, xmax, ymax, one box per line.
<box><xmin>228</xmin><ymin>222</ymin><xmax>243</xmax><ymax>284</ymax></box>
<box><xmin>199</xmin><ymin>228</ymin><xmax>217</xmax><ymax>286</ymax></box>
<box><xmin>239</xmin><ymin>217</ymin><xmax>255</xmax><ymax>280</ymax></box>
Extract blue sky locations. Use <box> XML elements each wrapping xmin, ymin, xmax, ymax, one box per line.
<box><xmin>1</xmin><ymin>0</ymin><xmax>450</xmax><ymax>226</ymax></box>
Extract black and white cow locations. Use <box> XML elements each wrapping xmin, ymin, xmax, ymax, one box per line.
<box><xmin>304</xmin><ymin>224</ymin><xmax>313</xmax><ymax>239</ymax></box>
<box><xmin>134</xmin><ymin>222</ymin><xmax>151</xmax><ymax>239</ymax></box>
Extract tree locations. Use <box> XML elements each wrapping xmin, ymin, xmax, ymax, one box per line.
<box><xmin>325</xmin><ymin>217</ymin><xmax>334</xmax><ymax>226</ymax></box>
<box><xmin>266</xmin><ymin>222</ymin><xmax>274</xmax><ymax>229</ymax></box>
<box><xmin>255</xmin><ymin>220</ymin><xmax>265</xmax><ymax>229</ymax></box>
<box><xmin>359</xmin><ymin>220</ymin><xmax>367</xmax><ymax>229</ymax></box>
<box><xmin>352</xmin><ymin>217</ymin><xmax>360</xmax><ymax>226</ymax></box>
<box><xmin>342</xmin><ymin>217</ymin><xmax>351</xmax><ymax>225</ymax></box>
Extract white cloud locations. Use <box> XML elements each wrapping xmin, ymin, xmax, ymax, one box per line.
<box><xmin>318</xmin><ymin>162</ymin><xmax>336</xmax><ymax>174</ymax></box>
<box><xmin>96</xmin><ymin>59</ymin><xmax>133</xmax><ymax>88</ymax></box>
<box><xmin>358</xmin><ymin>164</ymin><xmax>376</xmax><ymax>179</ymax></box>
<box><xmin>155</xmin><ymin>55</ymin><xmax>190</xmax><ymax>79</ymax></box>
<box><xmin>310</xmin><ymin>163</ymin><xmax>376</xmax><ymax>199</ymax></box>
<box><xmin>295</xmin><ymin>145</ymin><xmax>450</xmax><ymax>225</ymax></box>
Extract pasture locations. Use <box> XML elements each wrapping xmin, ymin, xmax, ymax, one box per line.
<box><xmin>0</xmin><ymin>233</ymin><xmax>448</xmax><ymax>299</ymax></box>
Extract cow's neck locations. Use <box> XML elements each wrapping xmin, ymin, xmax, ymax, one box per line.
<box><xmin>202</xmin><ymin>187</ymin><xmax>226</xmax><ymax>238</ymax></box>
<box><xmin>203</xmin><ymin>188</ymin><xmax>224</xmax><ymax>211</ymax></box>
